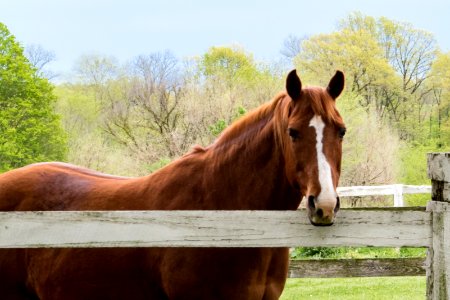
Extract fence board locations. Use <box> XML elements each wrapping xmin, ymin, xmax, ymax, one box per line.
<box><xmin>288</xmin><ymin>257</ymin><xmax>426</xmax><ymax>278</ymax></box>
<box><xmin>337</xmin><ymin>184</ymin><xmax>431</xmax><ymax>197</ymax></box>
<box><xmin>403</xmin><ymin>185</ymin><xmax>432</xmax><ymax>194</ymax></box>
<box><xmin>0</xmin><ymin>208</ymin><xmax>432</xmax><ymax>248</ymax></box>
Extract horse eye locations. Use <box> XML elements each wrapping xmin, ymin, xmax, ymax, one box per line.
<box><xmin>288</xmin><ymin>128</ymin><xmax>300</xmax><ymax>140</ymax></box>
<box><xmin>338</xmin><ymin>127</ymin><xmax>346</xmax><ymax>138</ymax></box>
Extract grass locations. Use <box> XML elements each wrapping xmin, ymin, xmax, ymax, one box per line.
<box><xmin>285</xmin><ymin>247</ymin><xmax>427</xmax><ymax>299</ymax></box>
<box><xmin>281</xmin><ymin>277</ymin><xmax>426</xmax><ymax>300</ymax></box>
<box><xmin>290</xmin><ymin>247</ymin><xmax>427</xmax><ymax>260</ymax></box>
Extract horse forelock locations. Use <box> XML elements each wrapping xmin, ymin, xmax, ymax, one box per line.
<box><xmin>303</xmin><ymin>87</ymin><xmax>344</xmax><ymax>127</ymax></box>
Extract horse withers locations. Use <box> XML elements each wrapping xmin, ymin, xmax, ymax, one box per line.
<box><xmin>0</xmin><ymin>69</ymin><xmax>345</xmax><ymax>299</ymax></box>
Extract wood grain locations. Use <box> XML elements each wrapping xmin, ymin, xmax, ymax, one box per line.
<box><xmin>0</xmin><ymin>208</ymin><xmax>432</xmax><ymax>248</ymax></box>
<box><xmin>288</xmin><ymin>258</ymin><xmax>426</xmax><ymax>278</ymax></box>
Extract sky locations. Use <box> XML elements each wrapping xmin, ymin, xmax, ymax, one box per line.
<box><xmin>1</xmin><ymin>0</ymin><xmax>449</xmax><ymax>79</ymax></box>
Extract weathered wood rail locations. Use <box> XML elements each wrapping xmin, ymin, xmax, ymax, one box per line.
<box><xmin>288</xmin><ymin>257</ymin><xmax>426</xmax><ymax>278</ymax></box>
<box><xmin>0</xmin><ymin>152</ymin><xmax>449</xmax><ymax>299</ymax></box>
<box><xmin>0</xmin><ymin>208</ymin><xmax>431</xmax><ymax>248</ymax></box>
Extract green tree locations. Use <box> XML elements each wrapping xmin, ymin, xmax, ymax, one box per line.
<box><xmin>294</xmin><ymin>27</ymin><xmax>399</xmax><ymax>117</ymax></box>
<box><xmin>428</xmin><ymin>51</ymin><xmax>450</xmax><ymax>147</ymax></box>
<box><xmin>338</xmin><ymin>13</ymin><xmax>438</xmax><ymax>141</ymax></box>
<box><xmin>200</xmin><ymin>46</ymin><xmax>259</xmax><ymax>84</ymax></box>
<box><xmin>197</xmin><ymin>46</ymin><xmax>281</xmax><ymax>136</ymax></box>
<box><xmin>0</xmin><ymin>23</ymin><xmax>66</xmax><ymax>171</ymax></box>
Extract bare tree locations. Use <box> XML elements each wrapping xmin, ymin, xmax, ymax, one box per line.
<box><xmin>74</xmin><ymin>54</ymin><xmax>119</xmax><ymax>86</ymax></box>
<box><xmin>280</xmin><ymin>34</ymin><xmax>305</xmax><ymax>61</ymax></box>
<box><xmin>102</xmin><ymin>51</ymin><xmax>195</xmax><ymax>161</ymax></box>
<box><xmin>389</xmin><ymin>25</ymin><xmax>436</xmax><ymax>94</ymax></box>
<box><xmin>25</xmin><ymin>44</ymin><xmax>57</xmax><ymax>79</ymax></box>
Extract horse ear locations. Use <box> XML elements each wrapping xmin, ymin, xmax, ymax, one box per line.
<box><xmin>327</xmin><ymin>70</ymin><xmax>345</xmax><ymax>99</ymax></box>
<box><xmin>286</xmin><ymin>69</ymin><xmax>302</xmax><ymax>100</ymax></box>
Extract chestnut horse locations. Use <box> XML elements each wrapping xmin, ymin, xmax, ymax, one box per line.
<box><xmin>0</xmin><ymin>70</ymin><xmax>345</xmax><ymax>299</ymax></box>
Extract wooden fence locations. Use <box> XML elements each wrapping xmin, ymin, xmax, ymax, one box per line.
<box><xmin>0</xmin><ymin>152</ymin><xmax>449</xmax><ymax>299</ymax></box>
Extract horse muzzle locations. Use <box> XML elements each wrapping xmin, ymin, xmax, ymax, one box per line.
<box><xmin>307</xmin><ymin>195</ymin><xmax>340</xmax><ymax>226</ymax></box>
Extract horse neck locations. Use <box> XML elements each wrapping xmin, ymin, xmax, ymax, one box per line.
<box><xmin>204</xmin><ymin>116</ymin><xmax>300</xmax><ymax>210</ymax></box>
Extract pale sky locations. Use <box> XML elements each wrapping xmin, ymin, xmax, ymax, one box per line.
<box><xmin>1</xmin><ymin>0</ymin><xmax>449</xmax><ymax>79</ymax></box>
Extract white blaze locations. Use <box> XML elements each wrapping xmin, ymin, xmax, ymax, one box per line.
<box><xmin>309</xmin><ymin>115</ymin><xmax>337</xmax><ymax>203</ymax></box>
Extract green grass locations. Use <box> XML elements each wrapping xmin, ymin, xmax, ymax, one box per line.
<box><xmin>281</xmin><ymin>277</ymin><xmax>425</xmax><ymax>300</ymax></box>
<box><xmin>290</xmin><ymin>247</ymin><xmax>427</xmax><ymax>260</ymax></box>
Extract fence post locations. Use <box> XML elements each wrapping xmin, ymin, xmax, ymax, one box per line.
<box><xmin>427</xmin><ymin>153</ymin><xmax>450</xmax><ymax>300</ymax></box>
<box><xmin>393</xmin><ymin>184</ymin><xmax>404</xmax><ymax>207</ymax></box>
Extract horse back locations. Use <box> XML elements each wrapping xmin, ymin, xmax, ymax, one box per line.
<box><xmin>0</xmin><ymin>162</ymin><xmax>136</xmax><ymax>211</ymax></box>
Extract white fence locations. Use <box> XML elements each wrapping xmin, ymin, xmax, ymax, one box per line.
<box><xmin>337</xmin><ymin>184</ymin><xmax>431</xmax><ymax>207</ymax></box>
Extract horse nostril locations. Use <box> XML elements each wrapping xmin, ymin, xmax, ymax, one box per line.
<box><xmin>334</xmin><ymin>197</ymin><xmax>340</xmax><ymax>213</ymax></box>
<box><xmin>308</xmin><ymin>195</ymin><xmax>315</xmax><ymax>210</ymax></box>
<box><xmin>316</xmin><ymin>208</ymin><xmax>323</xmax><ymax>218</ymax></box>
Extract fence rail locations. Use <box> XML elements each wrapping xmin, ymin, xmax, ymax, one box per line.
<box><xmin>288</xmin><ymin>257</ymin><xmax>426</xmax><ymax>278</ymax></box>
<box><xmin>0</xmin><ymin>208</ymin><xmax>432</xmax><ymax>248</ymax></box>
<box><xmin>337</xmin><ymin>184</ymin><xmax>431</xmax><ymax>207</ymax></box>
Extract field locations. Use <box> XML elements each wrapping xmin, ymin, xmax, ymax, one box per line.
<box><xmin>283</xmin><ymin>247</ymin><xmax>427</xmax><ymax>299</ymax></box>
<box><xmin>281</xmin><ymin>277</ymin><xmax>426</xmax><ymax>299</ymax></box>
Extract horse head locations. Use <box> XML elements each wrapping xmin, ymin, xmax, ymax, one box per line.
<box><xmin>281</xmin><ymin>69</ymin><xmax>345</xmax><ymax>226</ymax></box>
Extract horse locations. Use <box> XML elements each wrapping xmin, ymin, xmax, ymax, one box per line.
<box><xmin>0</xmin><ymin>69</ymin><xmax>345</xmax><ymax>299</ymax></box>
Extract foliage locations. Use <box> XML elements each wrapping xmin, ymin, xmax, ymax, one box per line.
<box><xmin>290</xmin><ymin>247</ymin><xmax>340</xmax><ymax>259</ymax></box>
<box><xmin>294</xmin><ymin>12</ymin><xmax>439</xmax><ymax>144</ymax></box>
<box><xmin>54</xmin><ymin>83</ymin><xmax>150</xmax><ymax>176</ymax></box>
<box><xmin>208</xmin><ymin>106</ymin><xmax>247</xmax><ymax>137</ymax></box>
<box><xmin>200</xmin><ymin>46</ymin><xmax>259</xmax><ymax>85</ymax></box>
<box><xmin>290</xmin><ymin>247</ymin><xmax>426</xmax><ymax>260</ymax></box>
<box><xmin>428</xmin><ymin>51</ymin><xmax>450</xmax><ymax>148</ymax></box>
<box><xmin>398</xmin><ymin>142</ymin><xmax>436</xmax><ymax>206</ymax></box>
<box><xmin>0</xmin><ymin>23</ymin><xmax>66</xmax><ymax>171</ymax></box>
<box><xmin>209</xmin><ymin>119</ymin><xmax>227</xmax><ymax>137</ymax></box>
<box><xmin>333</xmin><ymin>92</ymin><xmax>399</xmax><ymax>194</ymax></box>
<box><xmin>55</xmin><ymin>47</ymin><xmax>281</xmax><ymax>175</ymax></box>
<box><xmin>72</xmin><ymin>52</ymin><xmax>193</xmax><ymax>164</ymax></box>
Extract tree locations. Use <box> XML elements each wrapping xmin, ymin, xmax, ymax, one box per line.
<box><xmin>339</xmin><ymin>12</ymin><xmax>437</xmax><ymax>94</ymax></box>
<box><xmin>338</xmin><ymin>13</ymin><xmax>438</xmax><ymax>140</ymax></box>
<box><xmin>428</xmin><ymin>51</ymin><xmax>450</xmax><ymax>147</ymax></box>
<box><xmin>74</xmin><ymin>51</ymin><xmax>194</xmax><ymax>162</ymax></box>
<box><xmin>0</xmin><ymin>22</ymin><xmax>67</xmax><ymax>171</ymax></box>
<box><xmin>339</xmin><ymin>93</ymin><xmax>399</xmax><ymax>191</ymax></box>
<box><xmin>280</xmin><ymin>34</ymin><xmax>305</xmax><ymax>61</ymax></box>
<box><xmin>103</xmin><ymin>51</ymin><xmax>188</xmax><ymax>159</ymax></box>
<box><xmin>294</xmin><ymin>27</ymin><xmax>398</xmax><ymax>116</ymax></box>
<box><xmin>294</xmin><ymin>13</ymin><xmax>439</xmax><ymax>142</ymax></box>
<box><xmin>200</xmin><ymin>46</ymin><xmax>258</xmax><ymax>83</ymax></box>
<box><xmin>197</xmin><ymin>46</ymin><xmax>280</xmax><ymax>128</ymax></box>
<box><xmin>24</xmin><ymin>44</ymin><xmax>57</xmax><ymax>80</ymax></box>
<box><xmin>75</xmin><ymin>54</ymin><xmax>119</xmax><ymax>86</ymax></box>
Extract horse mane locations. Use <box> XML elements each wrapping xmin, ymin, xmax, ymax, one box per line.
<box><xmin>208</xmin><ymin>87</ymin><xmax>343</xmax><ymax>157</ymax></box>
<box><xmin>211</xmin><ymin>93</ymin><xmax>285</xmax><ymax>151</ymax></box>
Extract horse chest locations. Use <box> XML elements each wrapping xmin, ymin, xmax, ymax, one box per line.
<box><xmin>159</xmin><ymin>248</ymin><xmax>289</xmax><ymax>299</ymax></box>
